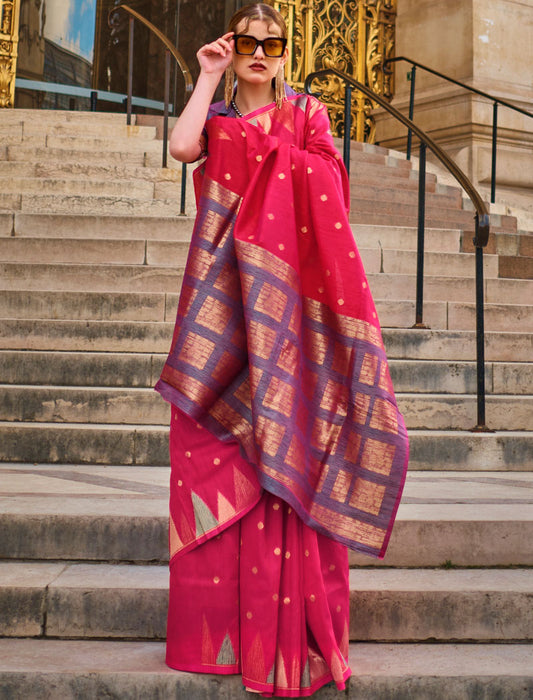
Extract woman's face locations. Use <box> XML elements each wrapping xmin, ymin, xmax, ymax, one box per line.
<box><xmin>232</xmin><ymin>19</ymin><xmax>288</xmax><ymax>88</ymax></box>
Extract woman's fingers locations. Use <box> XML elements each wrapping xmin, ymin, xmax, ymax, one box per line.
<box><xmin>200</xmin><ymin>32</ymin><xmax>234</xmax><ymax>57</ymax></box>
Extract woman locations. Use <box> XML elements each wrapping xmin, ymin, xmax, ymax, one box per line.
<box><xmin>155</xmin><ymin>4</ymin><xmax>409</xmax><ymax>697</ymax></box>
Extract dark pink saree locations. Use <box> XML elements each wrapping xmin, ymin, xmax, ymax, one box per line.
<box><xmin>156</xmin><ymin>94</ymin><xmax>409</xmax><ymax>696</ymax></box>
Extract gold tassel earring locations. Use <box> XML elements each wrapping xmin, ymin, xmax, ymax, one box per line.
<box><xmin>224</xmin><ymin>65</ymin><xmax>235</xmax><ymax>108</ymax></box>
<box><xmin>275</xmin><ymin>64</ymin><xmax>286</xmax><ymax>109</ymax></box>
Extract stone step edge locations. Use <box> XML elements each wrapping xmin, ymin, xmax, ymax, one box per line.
<box><xmin>1</xmin><ymin>563</ymin><xmax>531</xmax><ymax>643</ymax></box>
<box><xmin>1</xmin><ymin>639</ymin><xmax>531</xmax><ymax>700</ymax></box>
<box><xmin>2</xmin><ymin>385</ymin><xmax>532</xmax><ymax>401</ymax></box>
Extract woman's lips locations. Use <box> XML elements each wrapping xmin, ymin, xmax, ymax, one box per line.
<box><xmin>250</xmin><ymin>63</ymin><xmax>266</xmax><ymax>71</ymax></box>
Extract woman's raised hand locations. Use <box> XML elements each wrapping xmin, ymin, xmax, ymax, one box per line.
<box><xmin>197</xmin><ymin>32</ymin><xmax>235</xmax><ymax>76</ymax></box>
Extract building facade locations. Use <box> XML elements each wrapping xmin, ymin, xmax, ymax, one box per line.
<box><xmin>2</xmin><ymin>0</ymin><xmax>532</xmax><ymax>207</ymax></box>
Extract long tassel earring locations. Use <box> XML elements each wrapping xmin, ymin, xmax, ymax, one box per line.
<box><xmin>275</xmin><ymin>64</ymin><xmax>286</xmax><ymax>109</ymax></box>
<box><xmin>224</xmin><ymin>65</ymin><xmax>235</xmax><ymax>108</ymax></box>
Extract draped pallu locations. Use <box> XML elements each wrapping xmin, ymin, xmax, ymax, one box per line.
<box><xmin>155</xmin><ymin>94</ymin><xmax>409</xmax><ymax>563</ymax></box>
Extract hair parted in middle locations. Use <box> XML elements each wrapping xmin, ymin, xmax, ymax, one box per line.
<box><xmin>224</xmin><ymin>2</ymin><xmax>288</xmax><ymax>110</ymax></box>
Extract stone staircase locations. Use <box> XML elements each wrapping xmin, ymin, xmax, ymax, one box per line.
<box><xmin>0</xmin><ymin>109</ymin><xmax>532</xmax><ymax>698</ymax></box>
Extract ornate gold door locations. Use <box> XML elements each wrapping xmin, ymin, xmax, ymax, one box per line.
<box><xmin>0</xmin><ymin>0</ymin><xmax>20</xmax><ymax>107</ymax></box>
<box><xmin>274</xmin><ymin>0</ymin><xmax>396</xmax><ymax>142</ymax></box>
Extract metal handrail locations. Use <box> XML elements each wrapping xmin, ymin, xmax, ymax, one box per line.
<box><xmin>385</xmin><ymin>56</ymin><xmax>533</xmax><ymax>202</ymax></box>
<box><xmin>109</xmin><ymin>3</ymin><xmax>192</xmax><ymax>188</ymax></box>
<box><xmin>305</xmin><ymin>67</ymin><xmax>491</xmax><ymax>431</ymax></box>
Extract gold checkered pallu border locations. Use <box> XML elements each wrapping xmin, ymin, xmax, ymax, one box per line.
<box><xmin>156</xmin><ymin>94</ymin><xmax>409</xmax><ymax>558</ymax></box>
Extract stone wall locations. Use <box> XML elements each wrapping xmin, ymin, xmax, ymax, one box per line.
<box><xmin>375</xmin><ymin>0</ymin><xmax>533</xmax><ymax>211</ymax></box>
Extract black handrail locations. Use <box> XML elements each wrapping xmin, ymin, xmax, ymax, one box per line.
<box><xmin>109</xmin><ymin>3</ymin><xmax>192</xmax><ymax>208</ymax></box>
<box><xmin>305</xmin><ymin>67</ymin><xmax>491</xmax><ymax>431</ymax></box>
<box><xmin>385</xmin><ymin>56</ymin><xmax>533</xmax><ymax>203</ymax></box>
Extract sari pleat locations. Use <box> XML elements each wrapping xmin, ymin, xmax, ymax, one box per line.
<box><xmin>166</xmin><ymin>409</ymin><xmax>350</xmax><ymax>697</ymax></box>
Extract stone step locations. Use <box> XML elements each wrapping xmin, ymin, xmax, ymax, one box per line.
<box><xmin>2</xmin><ymin>260</ymin><xmax>532</xmax><ymax>305</ymax></box>
<box><xmin>351</xmin><ymin>184</ymin><xmax>462</xmax><ymax>210</ymax></box>
<box><xmin>0</xmin><ymin>176</ymin><xmax>155</xmax><ymax>199</ymax></box>
<box><xmin>1</xmin><ymin>351</ymin><xmax>531</xmax><ymax>395</ymax></box>
<box><xmin>3</xmin><ymin>212</ymin><xmax>194</xmax><ymax>240</ymax></box>
<box><xmin>3</xmin><ymin>123</ymin><xmax>158</xmax><ymax>146</ymax></box>
<box><xmin>1</xmin><ymin>639</ymin><xmax>531</xmax><ymax>700</ymax></box>
<box><xmin>499</xmin><ymin>253</ymin><xmax>533</xmax><ymax>280</ymax></box>
<box><xmin>0</xmin><ymin>560</ymin><xmax>531</xmax><ymax>642</ymax></box>
<box><xmin>0</xmin><ymin>465</ymin><xmax>531</xmax><ymax>568</ymax></box>
<box><xmin>349</xmin><ymin>208</ymin><xmax>518</xmax><ymax>235</ymax></box>
<box><xmin>6</xmin><ymin>144</ymin><xmax>147</xmax><ymax>166</ymax></box>
<box><xmin>377</xmin><ymin>299</ymin><xmax>533</xmax><ymax>333</ymax></box>
<box><xmin>381</xmin><ymin>329</ymin><xmax>533</xmax><ymax>363</ymax></box>
<box><xmin>0</xmin><ymin>193</ymin><xmax>21</xmax><ymax>210</ymax></box>
<box><xmin>0</xmin><ymin>386</ymin><xmax>170</xmax><ymax>425</ymax></box>
<box><xmin>0</xmin><ymin>108</ymin><xmax>136</xmax><ymax>125</ymax></box>
<box><xmin>0</xmin><ymin>159</ymin><xmax>182</xmax><ymax>183</ymax></box>
<box><xmin>0</xmin><ymin>237</ymin><xmax>501</xmax><ymax>279</ymax></box>
<box><xmin>0</xmin><ymin>350</ymin><xmax>162</xmax><ymax>387</ymax></box>
<box><xmin>30</xmin><ymin>134</ymin><xmax>162</xmax><ymax>153</ymax></box>
<box><xmin>25</xmin><ymin>123</ymin><xmax>158</xmax><ymax>141</ymax></box>
<box><xmin>1</xmin><ymin>386</ymin><xmax>531</xmax><ymax>431</ymax></box>
<box><xmin>349</xmin><ymin>159</ymin><xmax>436</xmax><ymax>183</ymax></box>
<box><xmin>0</xmin><ymin>422</ymin><xmax>170</xmax><ymax>466</ymax></box>
<box><xmin>397</xmin><ymin>393</ymin><xmax>533</xmax><ymax>430</ymax></box>
<box><xmin>1</xmin><ymin>321</ymin><xmax>530</xmax><ymax>363</ymax></box>
<box><xmin>0</xmin><ymin>262</ymin><xmax>184</xmax><ymax>293</ymax></box>
<box><xmin>3</xmin><ymin>215</ymin><xmax>466</xmax><ymax>255</ymax></box>
<box><xmin>0</xmin><ymin>238</ymin><xmax>189</xmax><ymax>266</ymax></box>
<box><xmin>16</xmin><ymin>194</ymin><xmax>180</xmax><ymax>216</ymax></box>
<box><xmin>0</xmin><ymin>423</ymin><xmax>530</xmax><ymax>469</ymax></box>
<box><xmin>462</xmin><ymin>228</ymin><xmax>532</xmax><ymax>257</ymax></box>
<box><xmin>2</xmin><ymin>288</ymin><xmax>531</xmax><ymax>332</ymax></box>
<box><xmin>0</xmin><ymin>290</ymin><xmax>173</xmax><ymax>322</ymax></box>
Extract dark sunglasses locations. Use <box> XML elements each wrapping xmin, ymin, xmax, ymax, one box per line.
<box><xmin>233</xmin><ymin>34</ymin><xmax>287</xmax><ymax>58</ymax></box>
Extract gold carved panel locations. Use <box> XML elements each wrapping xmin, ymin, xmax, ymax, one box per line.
<box><xmin>0</xmin><ymin>0</ymin><xmax>20</xmax><ymax>107</ymax></box>
<box><xmin>274</xmin><ymin>0</ymin><xmax>396</xmax><ymax>142</ymax></box>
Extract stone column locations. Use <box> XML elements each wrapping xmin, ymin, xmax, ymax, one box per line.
<box><xmin>375</xmin><ymin>0</ymin><xmax>533</xmax><ymax>210</ymax></box>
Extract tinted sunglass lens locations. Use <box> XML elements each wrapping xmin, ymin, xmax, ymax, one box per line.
<box><xmin>235</xmin><ymin>36</ymin><xmax>256</xmax><ymax>54</ymax></box>
<box><xmin>263</xmin><ymin>39</ymin><xmax>284</xmax><ymax>57</ymax></box>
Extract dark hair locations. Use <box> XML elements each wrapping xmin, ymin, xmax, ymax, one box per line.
<box><xmin>228</xmin><ymin>3</ymin><xmax>287</xmax><ymax>39</ymax></box>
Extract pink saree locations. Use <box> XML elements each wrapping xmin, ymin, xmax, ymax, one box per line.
<box><xmin>156</xmin><ymin>94</ymin><xmax>409</xmax><ymax>696</ymax></box>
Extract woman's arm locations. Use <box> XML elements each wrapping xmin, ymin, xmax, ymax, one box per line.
<box><xmin>169</xmin><ymin>32</ymin><xmax>234</xmax><ymax>163</ymax></box>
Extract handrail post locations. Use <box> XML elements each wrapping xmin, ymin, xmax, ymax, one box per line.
<box><xmin>474</xmin><ymin>219</ymin><xmax>488</xmax><ymax>430</ymax></box>
<box><xmin>162</xmin><ymin>49</ymin><xmax>171</xmax><ymax>169</ymax></box>
<box><xmin>343</xmin><ymin>82</ymin><xmax>352</xmax><ymax>175</ymax></box>
<box><xmin>126</xmin><ymin>16</ymin><xmax>134</xmax><ymax>125</ymax></box>
<box><xmin>491</xmin><ymin>101</ymin><xmax>498</xmax><ymax>204</ymax></box>
<box><xmin>414</xmin><ymin>141</ymin><xmax>427</xmax><ymax>328</ymax></box>
<box><xmin>180</xmin><ymin>163</ymin><xmax>187</xmax><ymax>216</ymax></box>
<box><xmin>407</xmin><ymin>65</ymin><xmax>416</xmax><ymax>161</ymax></box>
